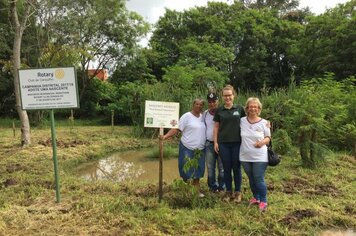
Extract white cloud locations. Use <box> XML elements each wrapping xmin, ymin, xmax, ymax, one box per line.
<box><xmin>127</xmin><ymin>0</ymin><xmax>230</xmax><ymax>24</ymax></box>
<box><xmin>299</xmin><ymin>0</ymin><xmax>349</xmax><ymax>14</ymax></box>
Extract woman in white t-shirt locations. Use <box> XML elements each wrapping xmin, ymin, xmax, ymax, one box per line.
<box><xmin>162</xmin><ymin>99</ymin><xmax>206</xmax><ymax>196</ymax></box>
<box><xmin>240</xmin><ymin>97</ymin><xmax>271</xmax><ymax>211</ymax></box>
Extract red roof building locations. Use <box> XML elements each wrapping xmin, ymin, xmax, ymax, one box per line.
<box><xmin>87</xmin><ymin>69</ymin><xmax>108</xmax><ymax>81</ymax></box>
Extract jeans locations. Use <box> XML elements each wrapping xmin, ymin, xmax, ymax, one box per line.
<box><xmin>205</xmin><ymin>141</ymin><xmax>224</xmax><ymax>191</ymax></box>
<box><xmin>178</xmin><ymin>141</ymin><xmax>205</xmax><ymax>181</ymax></box>
<box><xmin>218</xmin><ymin>142</ymin><xmax>242</xmax><ymax>192</ymax></box>
<box><xmin>241</xmin><ymin>162</ymin><xmax>268</xmax><ymax>203</ymax></box>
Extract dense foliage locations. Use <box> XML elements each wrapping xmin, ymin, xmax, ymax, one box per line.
<box><xmin>0</xmin><ymin>0</ymin><xmax>355</xmax><ymax>164</ymax></box>
<box><xmin>261</xmin><ymin>75</ymin><xmax>356</xmax><ymax>167</ymax></box>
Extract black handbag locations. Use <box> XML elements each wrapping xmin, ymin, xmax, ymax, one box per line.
<box><xmin>267</xmin><ymin>141</ymin><xmax>280</xmax><ymax>166</ymax></box>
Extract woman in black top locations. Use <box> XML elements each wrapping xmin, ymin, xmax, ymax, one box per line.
<box><xmin>213</xmin><ymin>85</ymin><xmax>245</xmax><ymax>202</ymax></box>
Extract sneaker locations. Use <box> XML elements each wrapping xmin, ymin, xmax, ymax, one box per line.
<box><xmin>217</xmin><ymin>186</ymin><xmax>225</xmax><ymax>192</ymax></box>
<box><xmin>222</xmin><ymin>192</ymin><xmax>232</xmax><ymax>202</ymax></box>
<box><xmin>249</xmin><ymin>198</ymin><xmax>260</xmax><ymax>206</ymax></box>
<box><xmin>209</xmin><ymin>187</ymin><xmax>219</xmax><ymax>193</ymax></box>
<box><xmin>259</xmin><ymin>202</ymin><xmax>267</xmax><ymax>212</ymax></box>
<box><xmin>232</xmin><ymin>192</ymin><xmax>242</xmax><ymax>203</ymax></box>
<box><xmin>199</xmin><ymin>192</ymin><xmax>205</xmax><ymax>198</ymax></box>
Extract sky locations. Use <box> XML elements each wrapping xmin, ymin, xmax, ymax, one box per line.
<box><xmin>126</xmin><ymin>0</ymin><xmax>350</xmax><ymax>24</ymax></box>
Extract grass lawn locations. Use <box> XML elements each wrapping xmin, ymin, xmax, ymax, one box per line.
<box><xmin>0</xmin><ymin>124</ymin><xmax>355</xmax><ymax>235</ymax></box>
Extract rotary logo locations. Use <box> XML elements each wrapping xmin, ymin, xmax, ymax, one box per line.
<box><xmin>170</xmin><ymin>119</ymin><xmax>178</xmax><ymax>127</ymax></box>
<box><xmin>54</xmin><ymin>69</ymin><xmax>65</xmax><ymax>79</ymax></box>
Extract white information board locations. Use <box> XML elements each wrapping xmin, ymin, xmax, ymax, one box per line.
<box><xmin>144</xmin><ymin>100</ymin><xmax>179</xmax><ymax>128</ymax></box>
<box><xmin>18</xmin><ymin>67</ymin><xmax>79</xmax><ymax>110</ymax></box>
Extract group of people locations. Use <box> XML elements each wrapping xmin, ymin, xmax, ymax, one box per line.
<box><xmin>161</xmin><ymin>85</ymin><xmax>271</xmax><ymax>212</ymax></box>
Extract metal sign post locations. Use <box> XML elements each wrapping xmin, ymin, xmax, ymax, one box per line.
<box><xmin>18</xmin><ymin>67</ymin><xmax>79</xmax><ymax>203</ymax></box>
<box><xmin>50</xmin><ymin>110</ymin><xmax>60</xmax><ymax>203</ymax></box>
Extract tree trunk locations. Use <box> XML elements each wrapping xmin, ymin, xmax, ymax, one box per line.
<box><xmin>10</xmin><ymin>0</ymin><xmax>34</xmax><ymax>146</ymax></box>
<box><xmin>299</xmin><ymin>130</ymin><xmax>308</xmax><ymax>163</ymax></box>
<box><xmin>309</xmin><ymin>129</ymin><xmax>317</xmax><ymax>168</ymax></box>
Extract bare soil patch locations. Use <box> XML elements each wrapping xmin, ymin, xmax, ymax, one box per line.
<box><xmin>305</xmin><ymin>183</ymin><xmax>341</xmax><ymax>197</ymax></box>
<box><xmin>3</xmin><ymin>178</ymin><xmax>18</xmax><ymax>187</ymax></box>
<box><xmin>38</xmin><ymin>138</ymin><xmax>90</xmax><ymax>148</ymax></box>
<box><xmin>282</xmin><ymin>177</ymin><xmax>311</xmax><ymax>194</ymax></box>
<box><xmin>280</xmin><ymin>209</ymin><xmax>318</xmax><ymax>226</ymax></box>
<box><xmin>282</xmin><ymin>178</ymin><xmax>341</xmax><ymax>197</ymax></box>
<box><xmin>6</xmin><ymin>163</ymin><xmax>28</xmax><ymax>173</ymax></box>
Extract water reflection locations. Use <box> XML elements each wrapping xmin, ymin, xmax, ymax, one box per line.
<box><xmin>76</xmin><ymin>149</ymin><xmax>179</xmax><ymax>183</ymax></box>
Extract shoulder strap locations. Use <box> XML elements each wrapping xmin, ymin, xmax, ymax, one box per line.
<box><xmin>203</xmin><ymin>110</ymin><xmax>208</xmax><ymax>127</ymax></box>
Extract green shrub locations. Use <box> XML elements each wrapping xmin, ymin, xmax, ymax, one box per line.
<box><xmin>273</xmin><ymin>129</ymin><xmax>295</xmax><ymax>156</ymax></box>
<box><xmin>146</xmin><ymin>145</ymin><xmax>178</xmax><ymax>159</ymax></box>
<box><xmin>165</xmin><ymin>179</ymin><xmax>218</xmax><ymax>209</ymax></box>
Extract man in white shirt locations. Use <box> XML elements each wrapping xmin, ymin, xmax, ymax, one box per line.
<box><xmin>204</xmin><ymin>93</ymin><xmax>224</xmax><ymax>192</ymax></box>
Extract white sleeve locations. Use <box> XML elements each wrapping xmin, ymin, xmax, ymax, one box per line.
<box><xmin>178</xmin><ymin>113</ymin><xmax>188</xmax><ymax>132</ymax></box>
<box><xmin>263</xmin><ymin>119</ymin><xmax>271</xmax><ymax>138</ymax></box>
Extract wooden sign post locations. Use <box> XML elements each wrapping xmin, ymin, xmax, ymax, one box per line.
<box><xmin>144</xmin><ymin>100</ymin><xmax>179</xmax><ymax>202</ymax></box>
<box><xmin>158</xmin><ymin>127</ymin><xmax>164</xmax><ymax>201</ymax></box>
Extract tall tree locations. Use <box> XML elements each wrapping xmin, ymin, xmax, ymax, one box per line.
<box><xmin>48</xmin><ymin>0</ymin><xmax>149</xmax><ymax>100</ymax></box>
<box><xmin>9</xmin><ymin>0</ymin><xmax>36</xmax><ymax>146</ymax></box>
<box><xmin>149</xmin><ymin>9</ymin><xmax>186</xmax><ymax>80</ymax></box>
<box><xmin>111</xmin><ymin>49</ymin><xmax>156</xmax><ymax>85</ymax></box>
<box><xmin>149</xmin><ymin>1</ymin><xmax>303</xmax><ymax>90</ymax></box>
<box><xmin>0</xmin><ymin>0</ymin><xmax>14</xmax><ymax>116</ymax></box>
<box><xmin>297</xmin><ymin>0</ymin><xmax>356</xmax><ymax>80</ymax></box>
